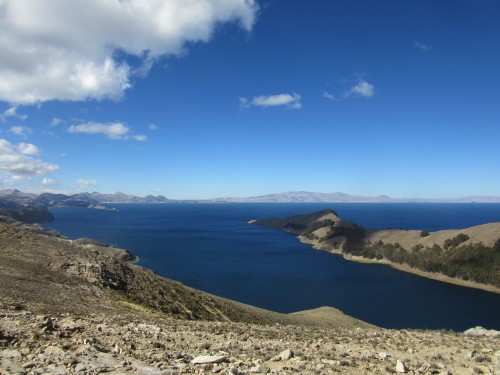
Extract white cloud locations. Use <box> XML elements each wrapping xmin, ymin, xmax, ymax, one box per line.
<box><xmin>10</xmin><ymin>175</ymin><xmax>30</xmax><ymax>182</ymax></box>
<box><xmin>68</xmin><ymin>121</ymin><xmax>146</xmax><ymax>141</ymax></box>
<box><xmin>1</xmin><ymin>106</ymin><xmax>28</xmax><ymax>122</ymax></box>
<box><xmin>148</xmin><ymin>124</ymin><xmax>159</xmax><ymax>131</ymax></box>
<box><xmin>42</xmin><ymin>177</ymin><xmax>57</xmax><ymax>186</ymax></box>
<box><xmin>240</xmin><ymin>93</ymin><xmax>302</xmax><ymax>109</ymax></box>
<box><xmin>17</xmin><ymin>143</ymin><xmax>40</xmax><ymax>156</ymax></box>
<box><xmin>0</xmin><ymin>139</ymin><xmax>59</xmax><ymax>178</ymax></box>
<box><xmin>10</xmin><ymin>125</ymin><xmax>32</xmax><ymax>137</ymax></box>
<box><xmin>68</xmin><ymin>122</ymin><xmax>130</xmax><ymax>140</ymax></box>
<box><xmin>322</xmin><ymin>91</ymin><xmax>337</xmax><ymax>101</ymax></box>
<box><xmin>133</xmin><ymin>134</ymin><xmax>148</xmax><ymax>142</ymax></box>
<box><xmin>414</xmin><ymin>41</ymin><xmax>430</xmax><ymax>52</ymax></box>
<box><xmin>76</xmin><ymin>179</ymin><xmax>97</xmax><ymax>190</ymax></box>
<box><xmin>0</xmin><ymin>0</ymin><xmax>259</xmax><ymax>105</ymax></box>
<box><xmin>345</xmin><ymin>80</ymin><xmax>375</xmax><ymax>98</ymax></box>
<box><xmin>50</xmin><ymin>118</ymin><xmax>64</xmax><ymax>126</ymax></box>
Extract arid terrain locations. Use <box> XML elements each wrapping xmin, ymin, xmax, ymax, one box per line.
<box><xmin>1</xmin><ymin>217</ymin><xmax>499</xmax><ymax>374</ymax></box>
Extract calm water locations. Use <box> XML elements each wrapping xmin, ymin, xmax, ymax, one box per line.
<box><xmin>43</xmin><ymin>203</ymin><xmax>500</xmax><ymax>331</ymax></box>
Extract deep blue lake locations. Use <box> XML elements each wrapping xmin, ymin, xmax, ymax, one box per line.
<box><xmin>43</xmin><ymin>203</ymin><xmax>500</xmax><ymax>331</ymax></box>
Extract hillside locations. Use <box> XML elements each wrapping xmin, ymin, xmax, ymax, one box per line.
<box><xmin>0</xmin><ymin>218</ymin><xmax>371</xmax><ymax>328</ymax></box>
<box><xmin>1</xmin><ymin>218</ymin><xmax>499</xmax><ymax>374</ymax></box>
<box><xmin>253</xmin><ymin>210</ymin><xmax>500</xmax><ymax>292</ymax></box>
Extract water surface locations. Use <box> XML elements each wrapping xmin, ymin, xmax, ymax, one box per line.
<box><xmin>44</xmin><ymin>203</ymin><xmax>500</xmax><ymax>330</ymax></box>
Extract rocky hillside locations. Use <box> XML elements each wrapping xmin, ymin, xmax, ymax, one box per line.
<box><xmin>1</xmin><ymin>218</ymin><xmax>499</xmax><ymax>374</ymax></box>
<box><xmin>253</xmin><ymin>210</ymin><xmax>500</xmax><ymax>292</ymax></box>
<box><xmin>0</xmin><ymin>218</ymin><xmax>370</xmax><ymax>327</ymax></box>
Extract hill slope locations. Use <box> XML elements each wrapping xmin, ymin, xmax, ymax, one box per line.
<box><xmin>0</xmin><ymin>218</ymin><xmax>369</xmax><ymax>327</ymax></box>
<box><xmin>253</xmin><ymin>210</ymin><xmax>500</xmax><ymax>292</ymax></box>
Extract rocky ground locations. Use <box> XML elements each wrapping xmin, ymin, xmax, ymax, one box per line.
<box><xmin>1</xmin><ymin>218</ymin><xmax>499</xmax><ymax>374</ymax></box>
<box><xmin>1</xmin><ymin>302</ymin><xmax>499</xmax><ymax>374</ymax></box>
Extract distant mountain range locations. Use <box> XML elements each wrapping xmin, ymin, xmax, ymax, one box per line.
<box><xmin>1</xmin><ymin>188</ymin><xmax>499</xmax><ymax>221</ymax></box>
<box><xmin>211</xmin><ymin>191</ymin><xmax>500</xmax><ymax>203</ymax></box>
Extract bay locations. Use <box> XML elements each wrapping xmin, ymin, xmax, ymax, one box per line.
<box><xmin>43</xmin><ymin>203</ymin><xmax>500</xmax><ymax>331</ymax></box>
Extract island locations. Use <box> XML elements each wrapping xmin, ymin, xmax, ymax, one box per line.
<box><xmin>252</xmin><ymin>209</ymin><xmax>500</xmax><ymax>293</ymax></box>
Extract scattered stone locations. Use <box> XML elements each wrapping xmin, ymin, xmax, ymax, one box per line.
<box><xmin>379</xmin><ymin>351</ymin><xmax>388</xmax><ymax>360</ymax></box>
<box><xmin>396</xmin><ymin>359</ymin><xmax>407</xmax><ymax>373</ymax></box>
<box><xmin>272</xmin><ymin>349</ymin><xmax>293</xmax><ymax>361</ymax></box>
<box><xmin>191</xmin><ymin>355</ymin><xmax>228</xmax><ymax>365</ymax></box>
<box><xmin>417</xmin><ymin>363</ymin><xmax>431</xmax><ymax>373</ymax></box>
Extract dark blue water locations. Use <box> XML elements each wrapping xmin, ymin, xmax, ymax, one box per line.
<box><xmin>43</xmin><ymin>203</ymin><xmax>500</xmax><ymax>331</ymax></box>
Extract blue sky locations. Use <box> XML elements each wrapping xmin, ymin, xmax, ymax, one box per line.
<box><xmin>1</xmin><ymin>0</ymin><xmax>499</xmax><ymax>199</ymax></box>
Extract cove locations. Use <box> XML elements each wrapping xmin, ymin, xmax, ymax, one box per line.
<box><xmin>43</xmin><ymin>203</ymin><xmax>500</xmax><ymax>331</ymax></box>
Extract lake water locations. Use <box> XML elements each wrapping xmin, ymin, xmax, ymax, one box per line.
<box><xmin>43</xmin><ymin>203</ymin><xmax>500</xmax><ymax>331</ymax></box>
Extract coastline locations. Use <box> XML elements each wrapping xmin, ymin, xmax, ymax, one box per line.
<box><xmin>299</xmin><ymin>237</ymin><xmax>500</xmax><ymax>295</ymax></box>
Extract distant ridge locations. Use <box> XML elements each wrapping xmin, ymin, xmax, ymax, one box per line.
<box><xmin>211</xmin><ymin>191</ymin><xmax>500</xmax><ymax>203</ymax></box>
<box><xmin>1</xmin><ymin>189</ymin><xmax>500</xmax><ymax>209</ymax></box>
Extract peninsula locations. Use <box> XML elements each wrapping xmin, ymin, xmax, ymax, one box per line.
<box><xmin>252</xmin><ymin>209</ymin><xmax>500</xmax><ymax>294</ymax></box>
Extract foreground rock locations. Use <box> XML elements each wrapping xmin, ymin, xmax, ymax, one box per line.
<box><xmin>1</xmin><ymin>303</ymin><xmax>499</xmax><ymax>374</ymax></box>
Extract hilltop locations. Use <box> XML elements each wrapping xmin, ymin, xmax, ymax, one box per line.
<box><xmin>1</xmin><ymin>217</ymin><xmax>499</xmax><ymax>374</ymax></box>
<box><xmin>253</xmin><ymin>210</ymin><xmax>500</xmax><ymax>293</ymax></box>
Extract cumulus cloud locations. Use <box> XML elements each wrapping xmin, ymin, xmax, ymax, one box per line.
<box><xmin>76</xmin><ymin>179</ymin><xmax>97</xmax><ymax>190</ymax></box>
<box><xmin>345</xmin><ymin>80</ymin><xmax>375</xmax><ymax>98</ymax></box>
<box><xmin>414</xmin><ymin>41</ymin><xmax>430</xmax><ymax>52</ymax></box>
<box><xmin>0</xmin><ymin>0</ymin><xmax>259</xmax><ymax>105</ymax></box>
<box><xmin>10</xmin><ymin>126</ymin><xmax>32</xmax><ymax>137</ymax></box>
<box><xmin>148</xmin><ymin>124</ymin><xmax>159</xmax><ymax>131</ymax></box>
<box><xmin>240</xmin><ymin>93</ymin><xmax>302</xmax><ymax>109</ymax></box>
<box><xmin>0</xmin><ymin>139</ymin><xmax>59</xmax><ymax>178</ymax></box>
<box><xmin>17</xmin><ymin>143</ymin><xmax>40</xmax><ymax>156</ymax></box>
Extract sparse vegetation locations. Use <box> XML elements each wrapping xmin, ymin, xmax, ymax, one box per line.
<box><xmin>420</xmin><ymin>230</ymin><xmax>430</xmax><ymax>237</ymax></box>
<box><xmin>355</xmin><ymin>240</ymin><xmax>500</xmax><ymax>287</ymax></box>
<box><xmin>443</xmin><ymin>233</ymin><xmax>470</xmax><ymax>250</ymax></box>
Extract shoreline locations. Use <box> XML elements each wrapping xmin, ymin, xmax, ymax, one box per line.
<box><xmin>300</xmin><ymin>237</ymin><xmax>500</xmax><ymax>295</ymax></box>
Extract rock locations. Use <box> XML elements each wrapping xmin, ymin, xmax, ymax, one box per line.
<box><xmin>272</xmin><ymin>349</ymin><xmax>293</xmax><ymax>361</ymax></box>
<box><xmin>417</xmin><ymin>363</ymin><xmax>431</xmax><ymax>373</ymax></box>
<box><xmin>191</xmin><ymin>355</ymin><xmax>228</xmax><ymax>365</ymax></box>
<box><xmin>379</xmin><ymin>351</ymin><xmax>388</xmax><ymax>360</ymax></box>
<box><xmin>396</xmin><ymin>360</ymin><xmax>407</xmax><ymax>373</ymax></box>
<box><xmin>248</xmin><ymin>364</ymin><xmax>269</xmax><ymax>373</ymax></box>
<box><xmin>464</xmin><ymin>326</ymin><xmax>500</xmax><ymax>338</ymax></box>
<box><xmin>74</xmin><ymin>363</ymin><xmax>87</xmax><ymax>372</ymax></box>
<box><xmin>0</xmin><ymin>358</ymin><xmax>26</xmax><ymax>375</ymax></box>
<box><xmin>2</xmin><ymin>349</ymin><xmax>21</xmax><ymax>359</ymax></box>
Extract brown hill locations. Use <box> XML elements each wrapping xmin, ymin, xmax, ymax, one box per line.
<box><xmin>254</xmin><ymin>210</ymin><xmax>500</xmax><ymax>293</ymax></box>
